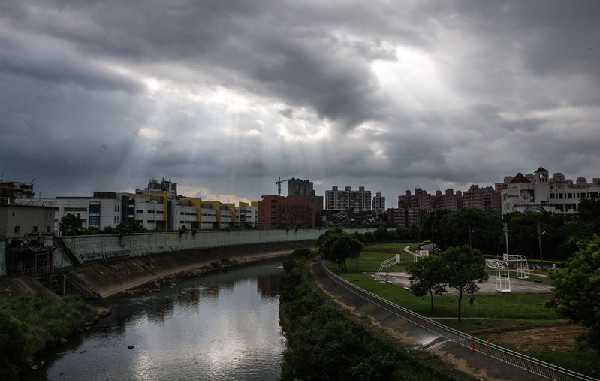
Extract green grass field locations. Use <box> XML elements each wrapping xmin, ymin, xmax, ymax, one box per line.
<box><xmin>327</xmin><ymin>242</ymin><xmax>598</xmax><ymax>377</ymax></box>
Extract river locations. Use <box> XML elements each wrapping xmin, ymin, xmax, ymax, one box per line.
<box><xmin>32</xmin><ymin>261</ymin><xmax>287</xmax><ymax>380</ymax></box>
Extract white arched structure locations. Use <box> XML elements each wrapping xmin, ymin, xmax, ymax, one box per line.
<box><xmin>486</xmin><ymin>259</ymin><xmax>511</xmax><ymax>293</ymax></box>
<box><xmin>503</xmin><ymin>254</ymin><xmax>530</xmax><ymax>279</ymax></box>
<box><xmin>375</xmin><ymin>254</ymin><xmax>400</xmax><ymax>281</ymax></box>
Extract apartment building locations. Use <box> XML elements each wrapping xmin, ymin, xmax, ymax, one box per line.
<box><xmin>257</xmin><ymin>195</ymin><xmax>316</xmax><ymax>229</ymax></box>
<box><xmin>500</xmin><ymin>167</ymin><xmax>600</xmax><ymax>214</ymax></box>
<box><xmin>372</xmin><ymin>192</ymin><xmax>385</xmax><ymax>212</ymax></box>
<box><xmin>236</xmin><ymin>202</ymin><xmax>258</xmax><ymax>228</ymax></box>
<box><xmin>325</xmin><ymin>185</ymin><xmax>372</xmax><ymax>211</ymax></box>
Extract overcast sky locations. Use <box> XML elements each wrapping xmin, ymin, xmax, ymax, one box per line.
<box><xmin>2</xmin><ymin>1</ymin><xmax>599</xmax><ymax>204</ymax></box>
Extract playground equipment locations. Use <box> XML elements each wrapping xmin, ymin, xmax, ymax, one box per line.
<box><xmin>503</xmin><ymin>254</ymin><xmax>530</xmax><ymax>279</ymax></box>
<box><xmin>375</xmin><ymin>254</ymin><xmax>400</xmax><ymax>281</ymax></box>
<box><xmin>486</xmin><ymin>259</ymin><xmax>511</xmax><ymax>293</ymax></box>
<box><xmin>486</xmin><ymin>253</ymin><xmax>530</xmax><ymax>293</ymax></box>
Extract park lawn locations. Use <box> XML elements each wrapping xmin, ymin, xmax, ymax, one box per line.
<box><xmin>524</xmin><ymin>349</ymin><xmax>599</xmax><ymax>378</ymax></box>
<box><xmin>333</xmin><ymin>243</ymin><xmax>562</xmax><ymax>327</ymax></box>
<box><xmin>351</xmin><ymin>250</ymin><xmax>414</xmax><ymax>272</ymax></box>
<box><xmin>339</xmin><ymin>271</ymin><xmax>559</xmax><ymax>321</ymax></box>
<box><xmin>365</xmin><ymin>242</ymin><xmax>418</xmax><ymax>250</ymax></box>
<box><xmin>327</xmin><ymin>243</ymin><xmax>598</xmax><ymax>377</ymax></box>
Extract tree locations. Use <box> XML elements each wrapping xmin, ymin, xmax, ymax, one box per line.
<box><xmin>549</xmin><ymin>235</ymin><xmax>600</xmax><ymax>349</ymax></box>
<box><xmin>441</xmin><ymin>245</ymin><xmax>488</xmax><ymax>322</ymax></box>
<box><xmin>59</xmin><ymin>213</ymin><xmax>84</xmax><ymax>236</ymax></box>
<box><xmin>318</xmin><ymin>230</ymin><xmax>363</xmax><ymax>271</ymax></box>
<box><xmin>407</xmin><ymin>255</ymin><xmax>447</xmax><ymax>313</ymax></box>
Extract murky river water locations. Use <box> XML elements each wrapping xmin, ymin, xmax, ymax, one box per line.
<box><xmin>33</xmin><ymin>261</ymin><xmax>287</xmax><ymax>380</ymax></box>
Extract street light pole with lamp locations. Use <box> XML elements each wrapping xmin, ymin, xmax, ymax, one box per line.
<box><xmin>537</xmin><ymin>222</ymin><xmax>545</xmax><ymax>271</ymax></box>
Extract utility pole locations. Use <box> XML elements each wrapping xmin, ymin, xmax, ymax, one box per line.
<box><xmin>537</xmin><ymin>222</ymin><xmax>545</xmax><ymax>271</ymax></box>
<box><xmin>468</xmin><ymin>224</ymin><xmax>472</xmax><ymax>249</ymax></box>
<box><xmin>503</xmin><ymin>222</ymin><xmax>509</xmax><ymax>258</ymax></box>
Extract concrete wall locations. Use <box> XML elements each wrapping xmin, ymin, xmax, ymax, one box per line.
<box><xmin>56</xmin><ymin>228</ymin><xmax>376</xmax><ymax>267</ymax></box>
<box><xmin>0</xmin><ymin>240</ymin><xmax>6</xmax><ymax>276</ymax></box>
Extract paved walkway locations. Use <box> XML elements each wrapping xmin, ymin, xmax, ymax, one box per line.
<box><xmin>312</xmin><ymin>261</ymin><xmax>553</xmax><ymax>381</ymax></box>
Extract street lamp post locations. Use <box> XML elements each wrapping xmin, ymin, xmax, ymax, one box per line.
<box><xmin>537</xmin><ymin>222</ymin><xmax>545</xmax><ymax>271</ymax></box>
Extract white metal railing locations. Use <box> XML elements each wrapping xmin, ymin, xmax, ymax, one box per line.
<box><xmin>319</xmin><ymin>261</ymin><xmax>597</xmax><ymax>381</ymax></box>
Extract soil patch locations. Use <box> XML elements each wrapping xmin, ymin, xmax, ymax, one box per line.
<box><xmin>0</xmin><ymin>276</ymin><xmax>54</xmax><ymax>297</ymax></box>
<box><xmin>475</xmin><ymin>324</ymin><xmax>587</xmax><ymax>352</ymax></box>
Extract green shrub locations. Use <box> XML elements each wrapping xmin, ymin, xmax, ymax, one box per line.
<box><xmin>0</xmin><ymin>293</ymin><xmax>98</xmax><ymax>378</ymax></box>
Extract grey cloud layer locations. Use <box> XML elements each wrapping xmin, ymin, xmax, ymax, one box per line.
<box><xmin>1</xmin><ymin>1</ymin><xmax>599</xmax><ymax>199</ymax></box>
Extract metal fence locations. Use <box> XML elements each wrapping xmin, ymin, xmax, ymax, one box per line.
<box><xmin>320</xmin><ymin>262</ymin><xmax>597</xmax><ymax>381</ymax></box>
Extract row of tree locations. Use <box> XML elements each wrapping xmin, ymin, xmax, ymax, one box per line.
<box><xmin>420</xmin><ymin>197</ymin><xmax>600</xmax><ymax>260</ymax></box>
<box><xmin>59</xmin><ymin>214</ymin><xmax>148</xmax><ymax>236</ymax></box>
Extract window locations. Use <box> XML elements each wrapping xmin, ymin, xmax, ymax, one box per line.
<box><xmin>33</xmin><ymin>226</ymin><xmax>38</xmax><ymax>233</ymax></box>
<box><xmin>89</xmin><ymin>215</ymin><xmax>100</xmax><ymax>226</ymax></box>
<box><xmin>65</xmin><ymin>207</ymin><xmax>87</xmax><ymax>212</ymax></box>
<box><xmin>14</xmin><ymin>226</ymin><xmax>20</xmax><ymax>233</ymax></box>
<box><xmin>89</xmin><ymin>202</ymin><xmax>101</xmax><ymax>213</ymax></box>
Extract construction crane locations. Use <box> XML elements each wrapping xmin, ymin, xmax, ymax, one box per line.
<box><xmin>276</xmin><ymin>177</ymin><xmax>290</xmax><ymax>196</ymax></box>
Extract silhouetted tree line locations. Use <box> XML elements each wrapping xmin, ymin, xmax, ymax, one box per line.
<box><xmin>419</xmin><ymin>198</ymin><xmax>600</xmax><ymax>260</ymax></box>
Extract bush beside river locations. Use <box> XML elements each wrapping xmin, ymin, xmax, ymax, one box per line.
<box><xmin>0</xmin><ymin>293</ymin><xmax>100</xmax><ymax>380</ymax></box>
<box><xmin>278</xmin><ymin>250</ymin><xmax>475</xmax><ymax>380</ymax></box>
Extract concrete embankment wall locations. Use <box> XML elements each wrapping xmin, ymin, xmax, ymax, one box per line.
<box><xmin>0</xmin><ymin>240</ymin><xmax>6</xmax><ymax>276</ymax></box>
<box><xmin>55</xmin><ymin>228</ymin><xmax>375</xmax><ymax>268</ymax></box>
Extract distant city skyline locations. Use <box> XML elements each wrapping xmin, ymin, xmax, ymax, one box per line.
<box><xmin>2</xmin><ymin>2</ymin><xmax>599</xmax><ymax>203</ymax></box>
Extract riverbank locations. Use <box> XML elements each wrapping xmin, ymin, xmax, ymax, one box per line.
<box><xmin>65</xmin><ymin>240</ymin><xmax>314</xmax><ymax>298</ymax></box>
<box><xmin>279</xmin><ymin>253</ymin><xmax>475</xmax><ymax>380</ymax></box>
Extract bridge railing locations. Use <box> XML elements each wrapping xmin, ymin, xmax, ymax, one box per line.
<box><xmin>320</xmin><ymin>262</ymin><xmax>597</xmax><ymax>381</ymax></box>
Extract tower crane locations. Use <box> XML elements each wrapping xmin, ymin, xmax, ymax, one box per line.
<box><xmin>276</xmin><ymin>177</ymin><xmax>290</xmax><ymax>196</ymax></box>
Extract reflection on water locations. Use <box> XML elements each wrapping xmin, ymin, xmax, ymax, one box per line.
<box><xmin>34</xmin><ymin>262</ymin><xmax>286</xmax><ymax>381</ymax></box>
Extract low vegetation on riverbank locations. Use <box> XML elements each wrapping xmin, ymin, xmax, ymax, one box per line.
<box><xmin>278</xmin><ymin>249</ymin><xmax>474</xmax><ymax>380</ymax></box>
<box><xmin>0</xmin><ymin>293</ymin><xmax>99</xmax><ymax>380</ymax></box>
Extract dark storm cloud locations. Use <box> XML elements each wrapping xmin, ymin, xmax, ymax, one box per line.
<box><xmin>0</xmin><ymin>36</ymin><xmax>142</xmax><ymax>93</ymax></box>
<box><xmin>1</xmin><ymin>0</ymin><xmax>599</xmax><ymax>200</ymax></box>
<box><xmin>1</xmin><ymin>0</ymin><xmax>393</xmax><ymax>130</ymax></box>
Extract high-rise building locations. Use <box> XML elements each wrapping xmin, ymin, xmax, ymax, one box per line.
<box><xmin>287</xmin><ymin>178</ymin><xmax>314</xmax><ymax>197</ymax></box>
<box><xmin>372</xmin><ymin>192</ymin><xmax>385</xmax><ymax>212</ymax></box>
<box><xmin>325</xmin><ymin>185</ymin><xmax>372</xmax><ymax>211</ymax></box>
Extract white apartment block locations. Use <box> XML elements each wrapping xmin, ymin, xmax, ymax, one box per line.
<box><xmin>236</xmin><ymin>205</ymin><xmax>258</xmax><ymax>228</ymax></box>
<box><xmin>46</xmin><ymin>193</ymin><xmax>237</xmax><ymax>232</ymax></box>
<box><xmin>500</xmin><ymin>168</ymin><xmax>600</xmax><ymax>215</ymax></box>
<box><xmin>48</xmin><ymin>195</ymin><xmax>122</xmax><ymax>231</ymax></box>
<box><xmin>200</xmin><ymin>205</ymin><xmax>218</xmax><ymax>229</ymax></box>
<box><xmin>219</xmin><ymin>206</ymin><xmax>233</xmax><ymax>229</ymax></box>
